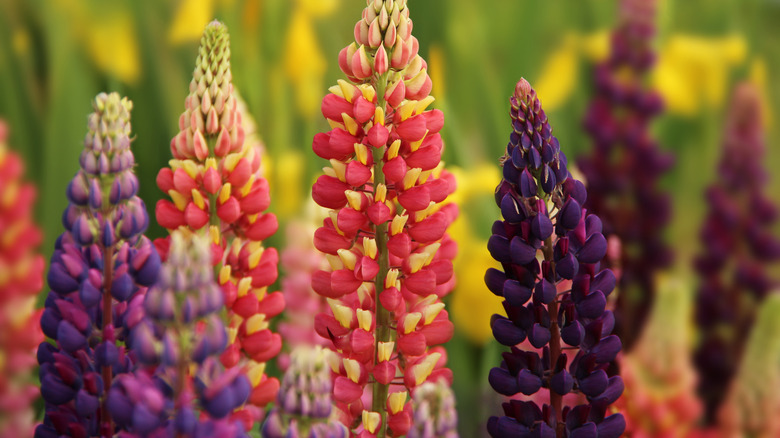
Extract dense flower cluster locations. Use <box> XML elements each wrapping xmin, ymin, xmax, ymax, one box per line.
<box><xmin>407</xmin><ymin>379</ymin><xmax>458</xmax><ymax>438</ymax></box>
<box><xmin>154</xmin><ymin>20</ymin><xmax>283</xmax><ymax>428</ymax></box>
<box><xmin>0</xmin><ymin>121</ymin><xmax>45</xmax><ymax>437</ymax></box>
<box><xmin>112</xmin><ymin>231</ymin><xmax>249</xmax><ymax>437</ymax></box>
<box><xmin>262</xmin><ymin>345</ymin><xmax>349</xmax><ymax>437</ymax></box>
<box><xmin>277</xmin><ymin>207</ymin><xmax>331</xmax><ymax>370</ymax></box>
<box><xmin>310</xmin><ymin>1</ymin><xmax>457</xmax><ymax>436</ymax></box>
<box><xmin>693</xmin><ymin>83</ymin><xmax>780</xmax><ymax>422</ymax></box>
<box><xmin>616</xmin><ymin>276</ymin><xmax>701</xmax><ymax>436</ymax></box>
<box><xmin>36</xmin><ymin>93</ymin><xmax>160</xmax><ymax>437</ymax></box>
<box><xmin>486</xmin><ymin>78</ymin><xmax>624</xmax><ymax>437</ymax></box>
<box><xmin>576</xmin><ymin>0</ymin><xmax>673</xmax><ymax>349</ymax></box>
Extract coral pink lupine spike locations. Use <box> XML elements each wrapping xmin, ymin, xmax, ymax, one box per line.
<box><xmin>0</xmin><ymin>121</ymin><xmax>44</xmax><ymax>438</ymax></box>
<box><xmin>154</xmin><ymin>21</ymin><xmax>281</xmax><ymax>430</ymax></box>
<box><xmin>311</xmin><ymin>1</ymin><xmax>458</xmax><ymax>436</ymax></box>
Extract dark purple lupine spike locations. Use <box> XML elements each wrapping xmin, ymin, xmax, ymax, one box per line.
<box><xmin>693</xmin><ymin>82</ymin><xmax>780</xmax><ymax>423</ymax></box>
<box><xmin>36</xmin><ymin>93</ymin><xmax>161</xmax><ymax>438</ymax></box>
<box><xmin>576</xmin><ymin>0</ymin><xmax>673</xmax><ymax>350</ymax></box>
<box><xmin>118</xmin><ymin>231</ymin><xmax>249</xmax><ymax>438</ymax></box>
<box><xmin>486</xmin><ymin>78</ymin><xmax>624</xmax><ymax>438</ymax></box>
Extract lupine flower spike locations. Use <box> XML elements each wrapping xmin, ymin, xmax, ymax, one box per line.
<box><xmin>486</xmin><ymin>79</ymin><xmax>625</xmax><ymax>437</ymax></box>
<box><xmin>36</xmin><ymin>93</ymin><xmax>160</xmax><ymax>437</ymax></box>
<box><xmin>277</xmin><ymin>204</ymin><xmax>331</xmax><ymax>371</ymax></box>
<box><xmin>262</xmin><ymin>345</ymin><xmax>349</xmax><ymax>438</ymax></box>
<box><xmin>311</xmin><ymin>0</ymin><xmax>458</xmax><ymax>436</ymax></box>
<box><xmin>577</xmin><ymin>0</ymin><xmax>673</xmax><ymax>349</ymax></box>
<box><xmin>407</xmin><ymin>379</ymin><xmax>458</xmax><ymax>438</ymax></box>
<box><xmin>693</xmin><ymin>82</ymin><xmax>780</xmax><ymax>422</ymax></box>
<box><xmin>114</xmin><ymin>231</ymin><xmax>249</xmax><ymax>437</ymax></box>
<box><xmin>0</xmin><ymin>121</ymin><xmax>45</xmax><ymax>437</ymax></box>
<box><xmin>616</xmin><ymin>276</ymin><xmax>701</xmax><ymax>436</ymax></box>
<box><xmin>155</xmin><ymin>20</ymin><xmax>283</xmax><ymax>429</ymax></box>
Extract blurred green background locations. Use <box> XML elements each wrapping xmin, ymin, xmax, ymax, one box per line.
<box><xmin>1</xmin><ymin>0</ymin><xmax>779</xmax><ymax>435</ymax></box>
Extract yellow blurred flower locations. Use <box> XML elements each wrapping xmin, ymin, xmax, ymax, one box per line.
<box><xmin>168</xmin><ymin>0</ymin><xmax>216</xmax><ymax>45</ymax></box>
<box><xmin>749</xmin><ymin>57</ymin><xmax>773</xmax><ymax>128</ymax></box>
<box><xmin>283</xmin><ymin>0</ymin><xmax>338</xmax><ymax>118</ymax></box>
<box><xmin>534</xmin><ymin>34</ymin><xmax>580</xmax><ymax>112</ymax></box>
<box><xmin>269</xmin><ymin>149</ymin><xmax>305</xmax><ymax>218</ymax></box>
<box><xmin>448</xmin><ymin>164</ymin><xmax>505</xmax><ymax>345</ymax></box>
<box><xmin>429</xmin><ymin>43</ymin><xmax>446</xmax><ymax>101</ymax></box>
<box><xmin>653</xmin><ymin>34</ymin><xmax>747</xmax><ymax>116</ymax></box>
<box><xmin>51</xmin><ymin>0</ymin><xmax>140</xmax><ymax>83</ymax></box>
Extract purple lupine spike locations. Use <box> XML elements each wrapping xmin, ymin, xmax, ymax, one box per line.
<box><xmin>486</xmin><ymin>79</ymin><xmax>625</xmax><ymax>438</ymax></box>
<box><xmin>117</xmin><ymin>231</ymin><xmax>249</xmax><ymax>438</ymax></box>
<box><xmin>407</xmin><ymin>379</ymin><xmax>458</xmax><ymax>438</ymax></box>
<box><xmin>693</xmin><ymin>82</ymin><xmax>780</xmax><ymax>423</ymax></box>
<box><xmin>576</xmin><ymin>0</ymin><xmax>673</xmax><ymax>350</ymax></box>
<box><xmin>36</xmin><ymin>93</ymin><xmax>160</xmax><ymax>438</ymax></box>
<box><xmin>262</xmin><ymin>345</ymin><xmax>348</xmax><ymax>438</ymax></box>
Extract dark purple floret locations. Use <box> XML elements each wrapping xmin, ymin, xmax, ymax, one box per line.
<box><xmin>486</xmin><ymin>78</ymin><xmax>624</xmax><ymax>438</ymax></box>
<box><xmin>576</xmin><ymin>0</ymin><xmax>673</xmax><ymax>350</ymax></box>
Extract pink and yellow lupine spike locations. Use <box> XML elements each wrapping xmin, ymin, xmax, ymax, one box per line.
<box><xmin>154</xmin><ymin>21</ymin><xmax>282</xmax><ymax>431</ymax></box>
<box><xmin>311</xmin><ymin>1</ymin><xmax>457</xmax><ymax>436</ymax></box>
<box><xmin>0</xmin><ymin>121</ymin><xmax>45</xmax><ymax>437</ymax></box>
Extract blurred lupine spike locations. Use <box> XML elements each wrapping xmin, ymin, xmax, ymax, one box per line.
<box><xmin>718</xmin><ymin>292</ymin><xmax>780</xmax><ymax>436</ymax></box>
<box><xmin>262</xmin><ymin>345</ymin><xmax>348</xmax><ymax>438</ymax></box>
<box><xmin>616</xmin><ymin>275</ymin><xmax>702</xmax><ymax>435</ymax></box>
<box><xmin>114</xmin><ymin>231</ymin><xmax>250</xmax><ymax>437</ymax></box>
<box><xmin>311</xmin><ymin>1</ymin><xmax>458</xmax><ymax>436</ymax></box>
<box><xmin>693</xmin><ymin>82</ymin><xmax>780</xmax><ymax>423</ymax></box>
<box><xmin>36</xmin><ymin>93</ymin><xmax>161</xmax><ymax>437</ymax></box>
<box><xmin>154</xmin><ymin>20</ymin><xmax>282</xmax><ymax>430</ymax></box>
<box><xmin>408</xmin><ymin>379</ymin><xmax>458</xmax><ymax>438</ymax></box>
<box><xmin>576</xmin><ymin>0</ymin><xmax>674</xmax><ymax>351</ymax></box>
<box><xmin>0</xmin><ymin>120</ymin><xmax>45</xmax><ymax>437</ymax></box>
<box><xmin>486</xmin><ymin>78</ymin><xmax>625</xmax><ymax>438</ymax></box>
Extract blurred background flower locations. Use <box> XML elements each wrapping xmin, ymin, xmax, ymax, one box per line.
<box><xmin>1</xmin><ymin>0</ymin><xmax>779</xmax><ymax>436</ymax></box>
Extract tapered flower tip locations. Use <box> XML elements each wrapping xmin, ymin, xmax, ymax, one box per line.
<box><xmin>514</xmin><ymin>78</ymin><xmax>533</xmax><ymax>102</ymax></box>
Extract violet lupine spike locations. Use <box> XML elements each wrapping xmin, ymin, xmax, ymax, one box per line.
<box><xmin>36</xmin><ymin>93</ymin><xmax>161</xmax><ymax>438</ymax></box>
<box><xmin>262</xmin><ymin>345</ymin><xmax>349</xmax><ymax>438</ymax></box>
<box><xmin>0</xmin><ymin>121</ymin><xmax>45</xmax><ymax>438</ymax></box>
<box><xmin>114</xmin><ymin>231</ymin><xmax>250</xmax><ymax>437</ymax></box>
<box><xmin>311</xmin><ymin>1</ymin><xmax>458</xmax><ymax>437</ymax></box>
<box><xmin>693</xmin><ymin>83</ymin><xmax>780</xmax><ymax>423</ymax></box>
<box><xmin>407</xmin><ymin>379</ymin><xmax>458</xmax><ymax>438</ymax></box>
<box><xmin>155</xmin><ymin>21</ymin><xmax>282</xmax><ymax>429</ymax></box>
<box><xmin>576</xmin><ymin>0</ymin><xmax>673</xmax><ymax>350</ymax></box>
<box><xmin>486</xmin><ymin>79</ymin><xmax>625</xmax><ymax>438</ymax></box>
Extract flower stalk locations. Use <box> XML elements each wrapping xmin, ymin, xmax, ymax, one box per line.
<box><xmin>310</xmin><ymin>1</ymin><xmax>457</xmax><ymax>436</ymax></box>
<box><xmin>486</xmin><ymin>79</ymin><xmax>625</xmax><ymax>437</ymax></box>
<box><xmin>155</xmin><ymin>21</ymin><xmax>283</xmax><ymax>430</ymax></box>
<box><xmin>36</xmin><ymin>93</ymin><xmax>160</xmax><ymax>437</ymax></box>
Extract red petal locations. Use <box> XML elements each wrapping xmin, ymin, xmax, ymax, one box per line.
<box><xmin>345</xmin><ymin>161</ymin><xmax>372</xmax><ymax>187</ymax></box>
<box><xmin>202</xmin><ymin>167</ymin><xmax>222</xmax><ymax>194</ymax></box>
<box><xmin>336</xmin><ymin>207</ymin><xmax>368</xmax><ymax>236</ymax></box>
<box><xmin>257</xmin><ymin>292</ymin><xmax>285</xmax><ymax>318</ymax></box>
<box><xmin>331</xmin><ymin>269</ymin><xmax>361</xmax><ymax>295</ymax></box>
<box><xmin>312</xmin><ymin>175</ymin><xmax>349</xmax><ymax>209</ymax></box>
<box><xmin>397</xmin><ymin>332</ymin><xmax>426</xmax><ymax>356</ymax></box>
<box><xmin>322</xmin><ymin>93</ymin><xmax>353</xmax><ymax>121</ymax></box>
<box><xmin>217</xmin><ymin>196</ymin><xmax>241</xmax><ymax>223</ymax></box>
<box><xmin>397</xmin><ymin>185</ymin><xmax>431</xmax><ymax>212</ymax></box>
<box><xmin>395</xmin><ymin>114</ymin><xmax>427</xmax><ymax>142</ymax></box>
<box><xmin>353</xmin><ymin>96</ymin><xmax>375</xmax><ymax>124</ymax></box>
<box><xmin>366</xmin><ymin>201</ymin><xmax>393</xmax><ymax>225</ymax></box>
<box><xmin>240</xmin><ymin>179</ymin><xmax>271</xmax><ymax>214</ymax></box>
<box><xmin>227</xmin><ymin>158</ymin><xmax>252</xmax><ymax>188</ymax></box>
<box><xmin>423</xmin><ymin>109</ymin><xmax>444</xmax><ymax>133</ymax></box>
<box><xmin>156</xmin><ymin>168</ymin><xmax>174</xmax><ymax>193</ymax></box>
<box><xmin>387</xmin><ymin>234</ymin><xmax>412</xmax><ymax>258</ymax></box>
<box><xmin>156</xmin><ymin>199</ymin><xmax>185</xmax><ymax>229</ymax></box>
<box><xmin>233</xmin><ymin>294</ymin><xmax>259</xmax><ymax>318</ymax></box>
<box><xmin>373</xmin><ymin>361</ymin><xmax>396</xmax><ymax>385</ymax></box>
<box><xmin>404</xmin><ymin>269</ymin><xmax>437</xmax><ymax>295</ymax></box>
<box><xmin>408</xmin><ymin>212</ymin><xmax>447</xmax><ymax>243</ymax></box>
<box><xmin>382</xmin><ymin>157</ymin><xmax>407</xmax><ymax>184</ymax></box>
<box><xmin>420</xmin><ymin>316</ymin><xmax>454</xmax><ymax>346</ymax></box>
<box><xmin>244</xmin><ymin>213</ymin><xmax>279</xmax><ymax>241</ymax></box>
<box><xmin>248</xmin><ymin>377</ymin><xmax>280</xmax><ymax>407</ymax></box>
<box><xmin>366</xmin><ymin>123</ymin><xmax>389</xmax><ymax>148</ymax></box>
<box><xmin>314</xmin><ymin>226</ymin><xmax>352</xmax><ymax>255</ymax></box>
<box><xmin>333</xmin><ymin>376</ymin><xmax>364</xmax><ymax>404</ymax></box>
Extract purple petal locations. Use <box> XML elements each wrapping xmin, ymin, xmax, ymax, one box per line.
<box><xmin>577</xmin><ymin>233</ymin><xmax>607</xmax><ymax>264</ymax></box>
<box><xmin>491</xmin><ymin>316</ymin><xmax>526</xmax><ymax>346</ymax></box>
<box><xmin>569</xmin><ymin>422</ymin><xmax>597</xmax><ymax>438</ymax></box>
<box><xmin>597</xmin><ymin>414</ymin><xmax>626</xmax><ymax>438</ymax></box>
<box><xmin>489</xmin><ymin>367</ymin><xmax>520</xmax><ymax>396</ymax></box>
<box><xmin>559</xmin><ymin>198</ymin><xmax>582</xmax><ymax>230</ymax></box>
<box><xmin>531</xmin><ymin>212</ymin><xmax>553</xmax><ymax>240</ymax></box>
<box><xmin>561</xmin><ymin>321</ymin><xmax>584</xmax><ymax>346</ymax></box>
<box><xmin>555</xmin><ymin>253</ymin><xmax>579</xmax><ymax>279</ymax></box>
<box><xmin>551</xmin><ymin>369</ymin><xmax>574</xmax><ymax>395</ymax></box>
<box><xmin>591</xmin><ymin>269</ymin><xmax>616</xmax><ymax>296</ymax></box>
<box><xmin>533</xmin><ymin>279</ymin><xmax>556</xmax><ymax>304</ymax></box>
<box><xmin>591</xmin><ymin>335</ymin><xmax>621</xmax><ymax>363</ymax></box>
<box><xmin>510</xmin><ymin>236</ymin><xmax>537</xmax><ymax>265</ymax></box>
<box><xmin>503</xmin><ymin>279</ymin><xmax>532</xmax><ymax>306</ymax></box>
<box><xmin>576</xmin><ymin>291</ymin><xmax>606</xmax><ymax>319</ymax></box>
<box><xmin>578</xmin><ymin>369</ymin><xmax>608</xmax><ymax>397</ymax></box>
<box><xmin>488</xmin><ymin>235</ymin><xmax>512</xmax><ymax>263</ymax></box>
<box><xmin>516</xmin><ymin>369</ymin><xmax>542</xmax><ymax>396</ymax></box>
<box><xmin>528</xmin><ymin>323</ymin><xmax>551</xmax><ymax>348</ymax></box>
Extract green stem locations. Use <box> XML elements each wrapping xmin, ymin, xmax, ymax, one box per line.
<box><xmin>371</xmin><ymin>72</ymin><xmax>391</xmax><ymax>438</ymax></box>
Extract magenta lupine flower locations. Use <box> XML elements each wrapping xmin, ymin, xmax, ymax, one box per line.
<box><xmin>0</xmin><ymin>121</ymin><xmax>45</xmax><ymax>437</ymax></box>
<box><xmin>486</xmin><ymin>79</ymin><xmax>624</xmax><ymax>437</ymax></box>
<box><xmin>154</xmin><ymin>21</ymin><xmax>282</xmax><ymax>428</ymax></box>
<box><xmin>408</xmin><ymin>379</ymin><xmax>458</xmax><ymax>438</ymax></box>
<box><xmin>576</xmin><ymin>0</ymin><xmax>673</xmax><ymax>349</ymax></box>
<box><xmin>36</xmin><ymin>93</ymin><xmax>161</xmax><ymax>437</ymax></box>
<box><xmin>262</xmin><ymin>345</ymin><xmax>349</xmax><ymax>438</ymax></box>
<box><xmin>693</xmin><ymin>83</ymin><xmax>780</xmax><ymax>423</ymax></box>
<box><xmin>277</xmin><ymin>214</ymin><xmax>331</xmax><ymax>371</ymax></box>
<box><xmin>310</xmin><ymin>1</ymin><xmax>458</xmax><ymax>436</ymax></box>
<box><xmin>113</xmin><ymin>231</ymin><xmax>250</xmax><ymax>438</ymax></box>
